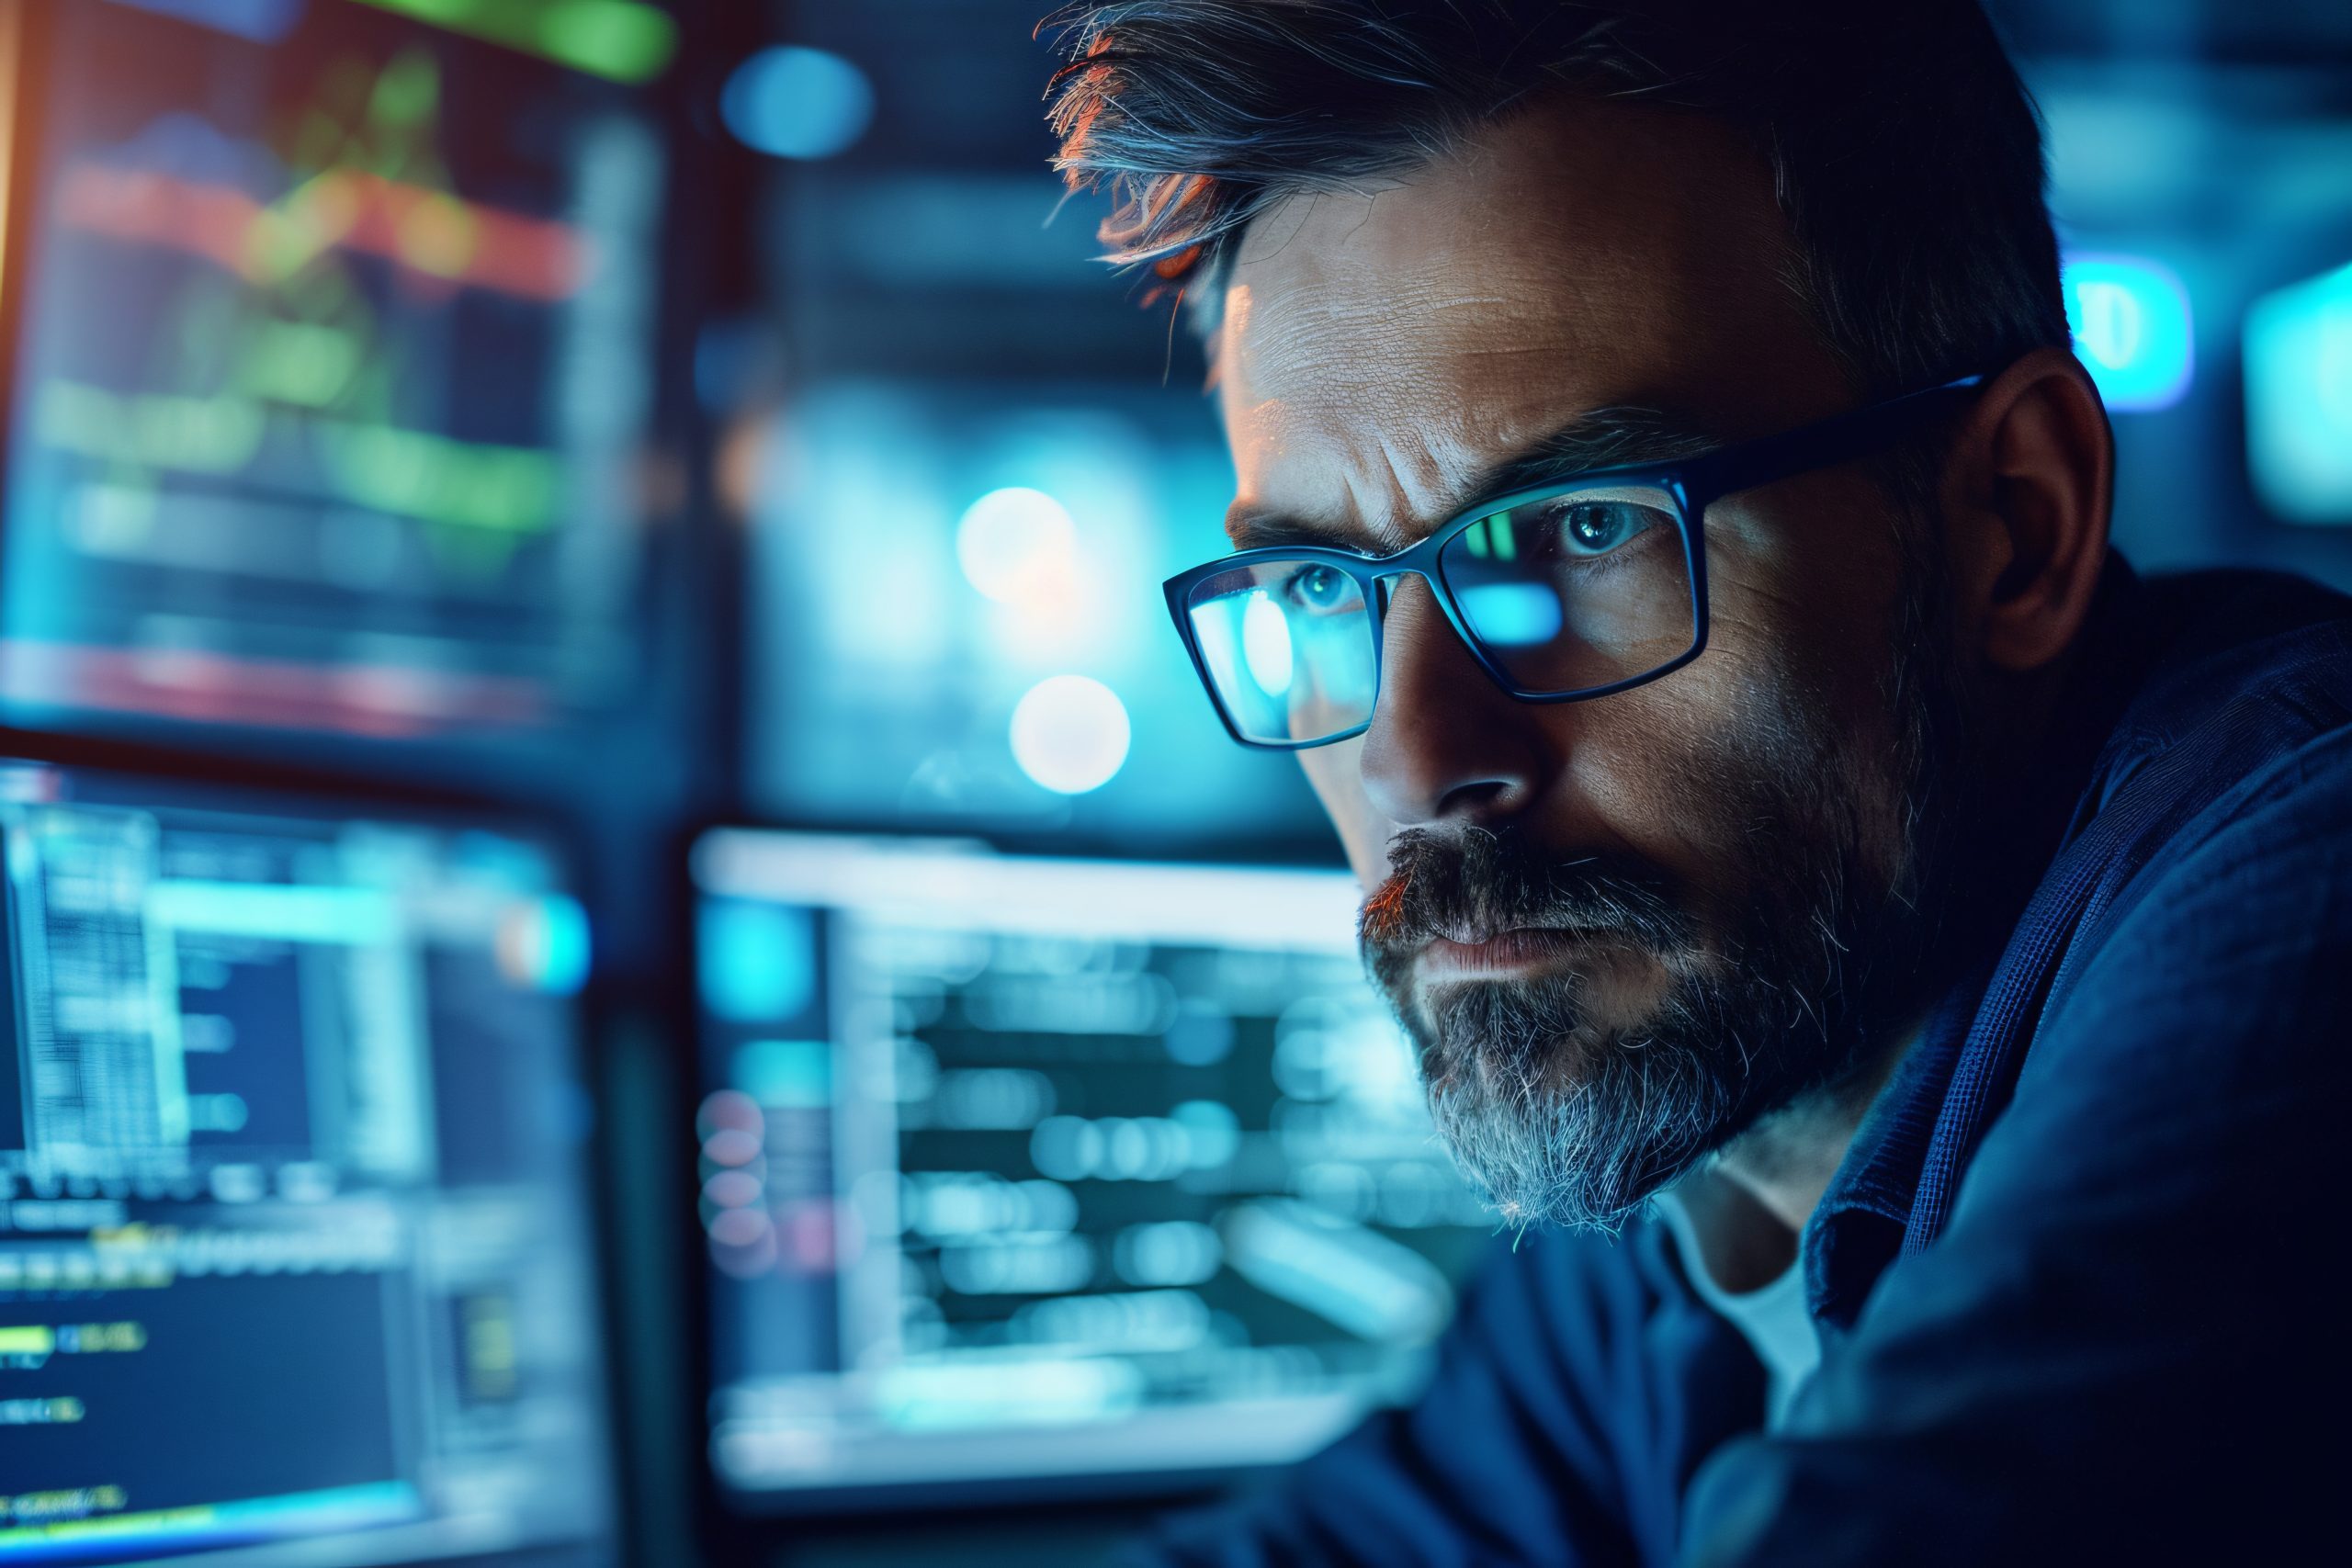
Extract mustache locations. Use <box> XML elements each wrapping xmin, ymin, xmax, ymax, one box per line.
<box><xmin>1358</xmin><ymin>825</ymin><xmax>1695</xmax><ymax>962</ymax></box>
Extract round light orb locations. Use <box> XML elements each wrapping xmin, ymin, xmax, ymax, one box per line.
<box><xmin>1010</xmin><ymin>674</ymin><xmax>1131</xmax><ymax>795</ymax></box>
<box><xmin>956</xmin><ymin>486</ymin><xmax>1077</xmax><ymax>604</ymax></box>
<box><xmin>720</xmin><ymin>46</ymin><xmax>875</xmax><ymax>161</ymax></box>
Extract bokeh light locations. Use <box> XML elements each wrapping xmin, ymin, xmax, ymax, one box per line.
<box><xmin>2063</xmin><ymin>253</ymin><xmax>2195</xmax><ymax>412</ymax></box>
<box><xmin>1010</xmin><ymin>674</ymin><xmax>1131</xmax><ymax>795</ymax></box>
<box><xmin>720</xmin><ymin>45</ymin><xmax>875</xmax><ymax>161</ymax></box>
<box><xmin>2245</xmin><ymin>260</ymin><xmax>2352</xmax><ymax>525</ymax></box>
<box><xmin>956</xmin><ymin>486</ymin><xmax>1078</xmax><ymax>604</ymax></box>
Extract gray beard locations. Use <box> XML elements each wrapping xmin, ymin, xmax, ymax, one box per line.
<box><xmin>1363</xmin><ymin>581</ymin><xmax>1968</xmax><ymax>1234</ymax></box>
<box><xmin>1409</xmin><ymin>935</ymin><xmax>1787</xmax><ymax>1234</ymax></box>
<box><xmin>1374</xmin><ymin>818</ymin><xmax>1863</xmax><ymax>1235</ymax></box>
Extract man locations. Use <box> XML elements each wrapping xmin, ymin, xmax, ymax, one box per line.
<box><xmin>1044</xmin><ymin>1</ymin><xmax>2352</xmax><ymax>1562</ymax></box>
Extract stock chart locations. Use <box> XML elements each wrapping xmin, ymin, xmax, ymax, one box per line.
<box><xmin>1</xmin><ymin>0</ymin><xmax>662</xmax><ymax>739</ymax></box>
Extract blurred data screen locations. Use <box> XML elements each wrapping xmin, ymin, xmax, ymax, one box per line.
<box><xmin>0</xmin><ymin>762</ymin><xmax>613</xmax><ymax>1564</ymax></box>
<box><xmin>691</xmin><ymin>829</ymin><xmax>1491</xmax><ymax>1502</ymax></box>
<box><xmin>0</xmin><ymin>0</ymin><xmax>664</xmax><ymax>740</ymax></box>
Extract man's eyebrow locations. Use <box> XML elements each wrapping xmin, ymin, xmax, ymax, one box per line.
<box><xmin>1220</xmin><ymin>406</ymin><xmax>1728</xmax><ymax>553</ymax></box>
<box><xmin>1469</xmin><ymin>405</ymin><xmax>1727</xmax><ymax>505</ymax></box>
<box><xmin>1223</xmin><ymin>507</ymin><xmax>1362</xmax><ymax>553</ymax></box>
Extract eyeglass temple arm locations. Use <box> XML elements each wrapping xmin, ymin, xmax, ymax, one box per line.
<box><xmin>1686</xmin><ymin>374</ymin><xmax>1987</xmax><ymax>502</ymax></box>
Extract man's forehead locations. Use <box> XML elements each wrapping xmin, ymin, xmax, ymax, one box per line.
<box><xmin>1214</xmin><ymin>276</ymin><xmax>1634</xmax><ymax>550</ymax></box>
<box><xmin>1214</xmin><ymin>173</ymin><xmax>1640</xmax><ymax>458</ymax></box>
<box><xmin>1209</xmin><ymin>97</ymin><xmax>1825</xmax><ymax>547</ymax></box>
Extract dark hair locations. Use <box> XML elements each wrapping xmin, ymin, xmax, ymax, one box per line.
<box><xmin>1045</xmin><ymin>0</ymin><xmax>2070</xmax><ymax>397</ymax></box>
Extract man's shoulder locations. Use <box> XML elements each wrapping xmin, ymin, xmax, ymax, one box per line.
<box><xmin>2069</xmin><ymin>565</ymin><xmax>2352</xmax><ymax>840</ymax></box>
<box><xmin>2114</xmin><ymin>566</ymin><xmax>2352</xmax><ymax>753</ymax></box>
<box><xmin>2137</xmin><ymin>564</ymin><xmax>2352</xmax><ymax>659</ymax></box>
<box><xmin>1968</xmin><ymin>564</ymin><xmax>2352</xmax><ymax>1098</ymax></box>
<box><xmin>2022</xmin><ymin>567</ymin><xmax>2352</xmax><ymax>1089</ymax></box>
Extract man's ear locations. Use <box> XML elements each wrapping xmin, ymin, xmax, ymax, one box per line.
<box><xmin>1941</xmin><ymin>345</ymin><xmax>2114</xmax><ymax>674</ymax></box>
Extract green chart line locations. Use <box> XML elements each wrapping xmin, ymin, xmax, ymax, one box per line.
<box><xmin>348</xmin><ymin>0</ymin><xmax>679</xmax><ymax>85</ymax></box>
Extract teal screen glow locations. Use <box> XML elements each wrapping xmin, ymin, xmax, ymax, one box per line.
<box><xmin>2063</xmin><ymin>254</ymin><xmax>2195</xmax><ymax>412</ymax></box>
<box><xmin>2245</xmin><ymin>261</ymin><xmax>2352</xmax><ymax>525</ymax></box>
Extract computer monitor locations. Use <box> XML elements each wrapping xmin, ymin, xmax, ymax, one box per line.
<box><xmin>690</xmin><ymin>829</ymin><xmax>1493</xmax><ymax>1506</ymax></box>
<box><xmin>0</xmin><ymin>0</ymin><xmax>667</xmax><ymax>742</ymax></box>
<box><xmin>0</xmin><ymin>756</ymin><xmax>616</xmax><ymax>1565</ymax></box>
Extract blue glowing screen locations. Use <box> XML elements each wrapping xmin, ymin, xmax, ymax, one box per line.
<box><xmin>745</xmin><ymin>380</ymin><xmax>1331</xmax><ymax>853</ymax></box>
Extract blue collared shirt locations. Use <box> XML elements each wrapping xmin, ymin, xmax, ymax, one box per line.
<box><xmin>1138</xmin><ymin>561</ymin><xmax>2352</xmax><ymax>1565</ymax></box>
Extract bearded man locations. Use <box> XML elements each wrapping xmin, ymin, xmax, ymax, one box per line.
<box><xmin>1045</xmin><ymin>1</ymin><xmax>2352</xmax><ymax>1562</ymax></box>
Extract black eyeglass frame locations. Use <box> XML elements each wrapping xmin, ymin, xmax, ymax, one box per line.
<box><xmin>1161</xmin><ymin>372</ymin><xmax>1988</xmax><ymax>751</ymax></box>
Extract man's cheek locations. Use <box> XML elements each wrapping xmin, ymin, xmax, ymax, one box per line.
<box><xmin>1559</xmin><ymin>657</ymin><xmax>1783</xmax><ymax>932</ymax></box>
<box><xmin>1296</xmin><ymin>739</ymin><xmax>1392</xmax><ymax>887</ymax></box>
<box><xmin>1691</xmin><ymin>539</ymin><xmax>1804</xmax><ymax>682</ymax></box>
<box><xmin>1707</xmin><ymin>484</ymin><xmax>1909</xmax><ymax>708</ymax></box>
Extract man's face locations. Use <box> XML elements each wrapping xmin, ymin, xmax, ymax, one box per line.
<box><xmin>1213</xmin><ymin>98</ymin><xmax>1960</xmax><ymax>1228</ymax></box>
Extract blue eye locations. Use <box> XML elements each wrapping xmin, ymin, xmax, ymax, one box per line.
<box><xmin>1555</xmin><ymin>501</ymin><xmax>1649</xmax><ymax>555</ymax></box>
<box><xmin>1281</xmin><ymin>564</ymin><xmax>1359</xmax><ymax>614</ymax></box>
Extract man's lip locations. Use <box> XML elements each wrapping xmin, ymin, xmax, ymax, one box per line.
<box><xmin>1419</xmin><ymin>927</ymin><xmax>1590</xmax><ymax>977</ymax></box>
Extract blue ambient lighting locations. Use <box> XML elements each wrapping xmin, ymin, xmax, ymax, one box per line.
<box><xmin>102</xmin><ymin>0</ymin><xmax>304</xmax><ymax>42</ymax></box>
<box><xmin>487</xmin><ymin>894</ymin><xmax>592</xmax><ymax>994</ymax></box>
<box><xmin>720</xmin><ymin>46</ymin><xmax>875</xmax><ymax>161</ymax></box>
<box><xmin>734</xmin><ymin>1039</ymin><xmax>832</xmax><ymax>1110</ymax></box>
<box><xmin>530</xmin><ymin>895</ymin><xmax>593</xmax><ymax>996</ymax></box>
<box><xmin>2245</xmin><ymin>261</ymin><xmax>2352</xmax><ymax>525</ymax></box>
<box><xmin>2063</xmin><ymin>254</ymin><xmax>2195</xmax><ymax>412</ymax></box>
<box><xmin>700</xmin><ymin>900</ymin><xmax>817</xmax><ymax>1022</ymax></box>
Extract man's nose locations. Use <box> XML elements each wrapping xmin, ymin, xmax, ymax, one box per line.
<box><xmin>1357</xmin><ymin>575</ymin><xmax>1550</xmax><ymax>827</ymax></box>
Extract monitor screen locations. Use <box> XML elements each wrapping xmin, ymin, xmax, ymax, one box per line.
<box><xmin>0</xmin><ymin>760</ymin><xmax>615</xmax><ymax>1564</ymax></box>
<box><xmin>0</xmin><ymin>0</ymin><xmax>666</xmax><ymax>742</ymax></box>
<box><xmin>690</xmin><ymin>829</ymin><xmax>1491</xmax><ymax>1505</ymax></box>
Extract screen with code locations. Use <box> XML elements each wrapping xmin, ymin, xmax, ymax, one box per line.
<box><xmin>691</xmin><ymin>829</ymin><xmax>1494</xmax><ymax>1506</ymax></box>
<box><xmin>0</xmin><ymin>761</ymin><xmax>614</xmax><ymax>1565</ymax></box>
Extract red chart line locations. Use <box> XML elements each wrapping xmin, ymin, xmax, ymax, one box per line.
<box><xmin>55</xmin><ymin>163</ymin><xmax>593</xmax><ymax>303</ymax></box>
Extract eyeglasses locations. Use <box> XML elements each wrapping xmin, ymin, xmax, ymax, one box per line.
<box><xmin>1162</xmin><ymin>373</ymin><xmax>1985</xmax><ymax>751</ymax></box>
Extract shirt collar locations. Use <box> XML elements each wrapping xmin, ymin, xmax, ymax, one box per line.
<box><xmin>1801</xmin><ymin>976</ymin><xmax>1982</xmax><ymax>1329</ymax></box>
